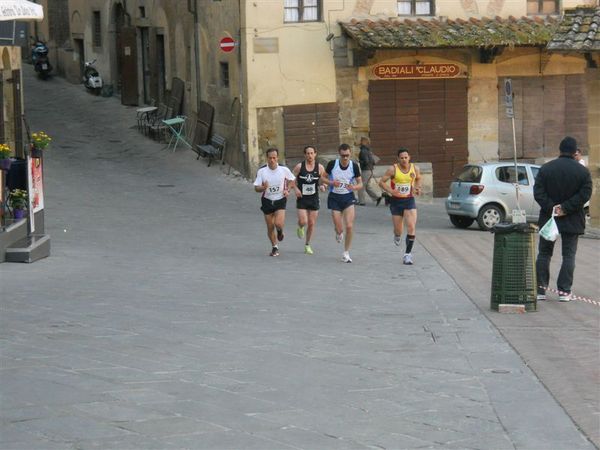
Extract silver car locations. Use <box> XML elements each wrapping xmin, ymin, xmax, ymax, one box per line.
<box><xmin>445</xmin><ymin>162</ymin><xmax>541</xmax><ymax>231</ymax></box>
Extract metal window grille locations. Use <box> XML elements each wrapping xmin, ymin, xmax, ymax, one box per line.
<box><xmin>220</xmin><ymin>62</ymin><xmax>229</xmax><ymax>88</ymax></box>
<box><xmin>92</xmin><ymin>11</ymin><xmax>101</xmax><ymax>47</ymax></box>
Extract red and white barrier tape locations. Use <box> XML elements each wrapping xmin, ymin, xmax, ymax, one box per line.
<box><xmin>539</xmin><ymin>286</ymin><xmax>600</xmax><ymax>306</ymax></box>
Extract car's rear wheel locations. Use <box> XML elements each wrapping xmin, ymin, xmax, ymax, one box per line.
<box><xmin>477</xmin><ymin>204</ymin><xmax>504</xmax><ymax>231</ymax></box>
<box><xmin>449</xmin><ymin>215</ymin><xmax>474</xmax><ymax>229</ymax></box>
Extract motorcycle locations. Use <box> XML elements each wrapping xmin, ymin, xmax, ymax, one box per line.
<box><xmin>83</xmin><ymin>60</ymin><xmax>103</xmax><ymax>95</ymax></box>
<box><xmin>31</xmin><ymin>41</ymin><xmax>52</xmax><ymax>79</ymax></box>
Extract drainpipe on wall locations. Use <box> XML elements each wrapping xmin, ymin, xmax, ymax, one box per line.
<box><xmin>238</xmin><ymin>0</ymin><xmax>246</xmax><ymax>176</ymax></box>
<box><xmin>189</xmin><ymin>0</ymin><xmax>202</xmax><ymax>109</ymax></box>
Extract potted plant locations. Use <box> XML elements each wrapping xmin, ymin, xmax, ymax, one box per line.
<box><xmin>30</xmin><ymin>131</ymin><xmax>52</xmax><ymax>158</ymax></box>
<box><xmin>8</xmin><ymin>188</ymin><xmax>28</xmax><ymax>219</ymax></box>
<box><xmin>0</xmin><ymin>143</ymin><xmax>11</xmax><ymax>171</ymax></box>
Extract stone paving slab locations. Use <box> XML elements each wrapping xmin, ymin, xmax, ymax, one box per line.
<box><xmin>0</xmin><ymin>70</ymin><xmax>596</xmax><ymax>449</ymax></box>
<box><xmin>418</xmin><ymin>224</ymin><xmax>600</xmax><ymax>448</ymax></box>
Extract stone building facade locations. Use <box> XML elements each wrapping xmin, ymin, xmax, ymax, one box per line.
<box><xmin>36</xmin><ymin>1</ymin><xmax>599</xmax><ymax>213</ymax></box>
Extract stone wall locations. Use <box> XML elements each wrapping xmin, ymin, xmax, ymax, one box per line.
<box><xmin>256</xmin><ymin>107</ymin><xmax>284</xmax><ymax>167</ymax></box>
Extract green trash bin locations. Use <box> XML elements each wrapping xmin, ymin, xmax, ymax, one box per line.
<box><xmin>490</xmin><ymin>222</ymin><xmax>538</xmax><ymax>312</ymax></box>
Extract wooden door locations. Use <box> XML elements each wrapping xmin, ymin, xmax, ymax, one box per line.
<box><xmin>120</xmin><ymin>27</ymin><xmax>138</xmax><ymax>106</ymax></box>
<box><xmin>370</xmin><ymin>78</ymin><xmax>468</xmax><ymax>196</ymax></box>
<box><xmin>283</xmin><ymin>103</ymin><xmax>339</xmax><ymax>161</ymax></box>
<box><xmin>498</xmin><ymin>75</ymin><xmax>588</xmax><ymax>159</ymax></box>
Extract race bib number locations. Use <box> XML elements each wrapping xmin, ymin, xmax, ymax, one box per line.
<box><xmin>395</xmin><ymin>183</ymin><xmax>411</xmax><ymax>196</ymax></box>
<box><xmin>265</xmin><ymin>185</ymin><xmax>282</xmax><ymax>199</ymax></box>
<box><xmin>302</xmin><ymin>184</ymin><xmax>316</xmax><ymax>195</ymax></box>
<box><xmin>333</xmin><ymin>181</ymin><xmax>349</xmax><ymax>194</ymax></box>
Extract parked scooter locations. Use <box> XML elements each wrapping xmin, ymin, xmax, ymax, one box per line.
<box><xmin>31</xmin><ymin>41</ymin><xmax>52</xmax><ymax>79</ymax></box>
<box><xmin>83</xmin><ymin>60</ymin><xmax>103</xmax><ymax>95</ymax></box>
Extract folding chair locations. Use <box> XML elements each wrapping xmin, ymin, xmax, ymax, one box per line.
<box><xmin>163</xmin><ymin>116</ymin><xmax>192</xmax><ymax>152</ymax></box>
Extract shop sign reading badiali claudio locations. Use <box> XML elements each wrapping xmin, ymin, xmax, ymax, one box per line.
<box><xmin>372</xmin><ymin>63</ymin><xmax>462</xmax><ymax>79</ymax></box>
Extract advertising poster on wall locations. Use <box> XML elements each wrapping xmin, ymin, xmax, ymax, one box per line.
<box><xmin>26</xmin><ymin>156</ymin><xmax>44</xmax><ymax>233</ymax></box>
<box><xmin>30</xmin><ymin>156</ymin><xmax>44</xmax><ymax>213</ymax></box>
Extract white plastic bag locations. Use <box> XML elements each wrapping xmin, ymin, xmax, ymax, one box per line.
<box><xmin>539</xmin><ymin>214</ymin><xmax>559</xmax><ymax>241</ymax></box>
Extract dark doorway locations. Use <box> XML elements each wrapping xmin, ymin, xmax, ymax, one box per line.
<box><xmin>12</xmin><ymin>70</ymin><xmax>23</xmax><ymax>157</ymax></box>
<box><xmin>119</xmin><ymin>27</ymin><xmax>138</xmax><ymax>106</ymax></box>
<box><xmin>140</xmin><ymin>27</ymin><xmax>151</xmax><ymax>104</ymax></box>
<box><xmin>74</xmin><ymin>38</ymin><xmax>84</xmax><ymax>81</ymax></box>
<box><xmin>156</xmin><ymin>33</ymin><xmax>166</xmax><ymax>104</ymax></box>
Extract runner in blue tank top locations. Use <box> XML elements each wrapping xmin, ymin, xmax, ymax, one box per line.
<box><xmin>320</xmin><ymin>143</ymin><xmax>363</xmax><ymax>263</ymax></box>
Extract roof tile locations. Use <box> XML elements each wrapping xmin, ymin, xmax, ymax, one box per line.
<box><xmin>547</xmin><ymin>6</ymin><xmax>600</xmax><ymax>52</ymax></box>
<box><xmin>341</xmin><ymin>16</ymin><xmax>558</xmax><ymax>49</ymax></box>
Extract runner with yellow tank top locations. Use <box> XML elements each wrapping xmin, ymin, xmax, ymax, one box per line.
<box><xmin>379</xmin><ymin>148</ymin><xmax>422</xmax><ymax>265</ymax></box>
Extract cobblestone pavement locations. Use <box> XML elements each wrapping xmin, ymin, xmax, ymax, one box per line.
<box><xmin>0</xmin><ymin>70</ymin><xmax>596</xmax><ymax>449</ymax></box>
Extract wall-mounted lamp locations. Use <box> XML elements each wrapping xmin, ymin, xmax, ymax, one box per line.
<box><xmin>326</xmin><ymin>33</ymin><xmax>335</xmax><ymax>42</ymax></box>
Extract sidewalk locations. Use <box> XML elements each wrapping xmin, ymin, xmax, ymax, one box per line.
<box><xmin>417</xmin><ymin>201</ymin><xmax>600</xmax><ymax>448</ymax></box>
<box><xmin>0</xmin><ymin>70</ymin><xmax>596</xmax><ymax>449</ymax></box>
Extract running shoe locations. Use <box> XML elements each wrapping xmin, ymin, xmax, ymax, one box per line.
<box><xmin>270</xmin><ymin>246</ymin><xmax>280</xmax><ymax>257</ymax></box>
<box><xmin>342</xmin><ymin>251</ymin><xmax>352</xmax><ymax>263</ymax></box>
<box><xmin>336</xmin><ymin>232</ymin><xmax>344</xmax><ymax>244</ymax></box>
<box><xmin>403</xmin><ymin>253</ymin><xmax>413</xmax><ymax>265</ymax></box>
<box><xmin>304</xmin><ymin>244</ymin><xmax>314</xmax><ymax>255</ymax></box>
<box><xmin>276</xmin><ymin>228</ymin><xmax>284</xmax><ymax>242</ymax></box>
<box><xmin>297</xmin><ymin>226</ymin><xmax>305</xmax><ymax>239</ymax></box>
<box><xmin>394</xmin><ymin>235</ymin><xmax>402</xmax><ymax>246</ymax></box>
<box><xmin>558</xmin><ymin>293</ymin><xmax>572</xmax><ymax>302</ymax></box>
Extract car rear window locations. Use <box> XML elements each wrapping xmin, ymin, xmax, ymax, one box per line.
<box><xmin>455</xmin><ymin>165</ymin><xmax>482</xmax><ymax>183</ymax></box>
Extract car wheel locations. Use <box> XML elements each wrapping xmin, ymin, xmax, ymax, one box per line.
<box><xmin>449</xmin><ymin>215</ymin><xmax>474</xmax><ymax>229</ymax></box>
<box><xmin>477</xmin><ymin>205</ymin><xmax>504</xmax><ymax>231</ymax></box>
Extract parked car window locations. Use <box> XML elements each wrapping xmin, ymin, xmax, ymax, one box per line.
<box><xmin>531</xmin><ymin>166</ymin><xmax>540</xmax><ymax>182</ymax></box>
<box><xmin>496</xmin><ymin>166</ymin><xmax>529</xmax><ymax>185</ymax></box>
<box><xmin>455</xmin><ymin>165</ymin><xmax>482</xmax><ymax>183</ymax></box>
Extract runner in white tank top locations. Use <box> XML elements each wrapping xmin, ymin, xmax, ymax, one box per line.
<box><xmin>253</xmin><ymin>148</ymin><xmax>296</xmax><ymax>257</ymax></box>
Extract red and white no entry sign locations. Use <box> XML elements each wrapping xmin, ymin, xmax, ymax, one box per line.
<box><xmin>220</xmin><ymin>37</ymin><xmax>236</xmax><ymax>53</ymax></box>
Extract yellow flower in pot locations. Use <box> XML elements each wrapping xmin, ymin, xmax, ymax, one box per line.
<box><xmin>0</xmin><ymin>143</ymin><xmax>12</xmax><ymax>171</ymax></box>
<box><xmin>31</xmin><ymin>131</ymin><xmax>52</xmax><ymax>158</ymax></box>
<box><xmin>8</xmin><ymin>189</ymin><xmax>28</xmax><ymax>219</ymax></box>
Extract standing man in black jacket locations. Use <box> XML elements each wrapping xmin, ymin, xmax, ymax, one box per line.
<box><xmin>534</xmin><ymin>136</ymin><xmax>592</xmax><ymax>302</ymax></box>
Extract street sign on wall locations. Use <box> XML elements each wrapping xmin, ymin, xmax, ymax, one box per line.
<box><xmin>504</xmin><ymin>78</ymin><xmax>514</xmax><ymax>118</ymax></box>
<box><xmin>219</xmin><ymin>37</ymin><xmax>236</xmax><ymax>53</ymax></box>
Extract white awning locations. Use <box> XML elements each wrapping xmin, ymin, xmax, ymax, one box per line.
<box><xmin>0</xmin><ymin>0</ymin><xmax>44</xmax><ymax>21</ymax></box>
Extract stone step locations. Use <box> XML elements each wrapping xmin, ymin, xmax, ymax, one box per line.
<box><xmin>5</xmin><ymin>234</ymin><xmax>51</xmax><ymax>263</ymax></box>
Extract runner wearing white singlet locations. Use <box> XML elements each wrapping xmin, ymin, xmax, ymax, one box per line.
<box><xmin>253</xmin><ymin>148</ymin><xmax>296</xmax><ymax>257</ymax></box>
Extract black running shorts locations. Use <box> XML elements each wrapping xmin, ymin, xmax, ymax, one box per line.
<box><xmin>261</xmin><ymin>197</ymin><xmax>287</xmax><ymax>215</ymax></box>
<box><xmin>296</xmin><ymin>195</ymin><xmax>320</xmax><ymax>211</ymax></box>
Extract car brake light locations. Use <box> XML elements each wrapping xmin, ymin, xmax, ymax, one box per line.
<box><xmin>469</xmin><ymin>185</ymin><xmax>484</xmax><ymax>195</ymax></box>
